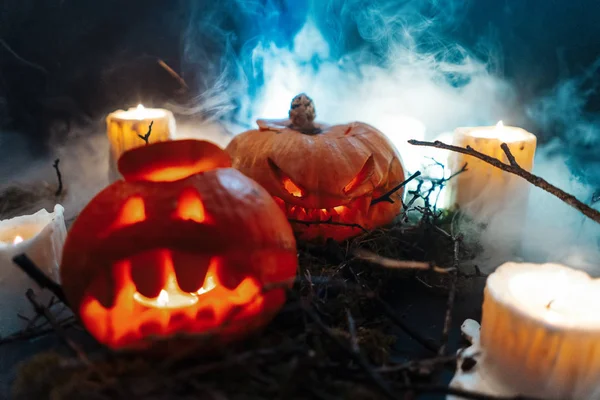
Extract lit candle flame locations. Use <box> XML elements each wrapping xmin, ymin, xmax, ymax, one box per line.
<box><xmin>496</xmin><ymin>120</ymin><xmax>504</xmax><ymax>129</ymax></box>
<box><xmin>13</xmin><ymin>235</ymin><xmax>23</xmax><ymax>244</ymax></box>
<box><xmin>133</xmin><ymin>254</ymin><xmax>218</xmax><ymax>309</ymax></box>
<box><xmin>156</xmin><ymin>289</ymin><xmax>169</xmax><ymax>307</ymax></box>
<box><xmin>136</xmin><ymin>104</ymin><xmax>145</xmax><ymax>112</ymax></box>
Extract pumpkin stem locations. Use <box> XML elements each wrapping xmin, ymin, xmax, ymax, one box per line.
<box><xmin>289</xmin><ymin>93</ymin><xmax>320</xmax><ymax>134</ymax></box>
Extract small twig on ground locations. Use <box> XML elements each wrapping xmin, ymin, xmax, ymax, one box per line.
<box><xmin>303</xmin><ymin>303</ymin><xmax>397</xmax><ymax>399</ymax></box>
<box><xmin>371</xmin><ymin>172</ymin><xmax>422</xmax><ymax>206</ymax></box>
<box><xmin>344</xmin><ymin>265</ymin><xmax>440</xmax><ymax>354</ymax></box>
<box><xmin>138</xmin><ymin>121</ymin><xmax>154</xmax><ymax>145</ymax></box>
<box><xmin>0</xmin><ymin>317</ymin><xmax>78</xmax><ymax>346</ymax></box>
<box><xmin>13</xmin><ymin>254</ymin><xmax>68</xmax><ymax>306</ymax></box>
<box><xmin>25</xmin><ymin>289</ymin><xmax>89</xmax><ymax>363</ymax></box>
<box><xmin>52</xmin><ymin>159</ymin><xmax>63</xmax><ymax>196</ymax></box>
<box><xmin>438</xmin><ymin>234</ymin><xmax>462</xmax><ymax>356</ymax></box>
<box><xmin>408</xmin><ymin>139</ymin><xmax>600</xmax><ymax>225</ymax></box>
<box><xmin>375</xmin><ymin>296</ymin><xmax>439</xmax><ymax>354</ymax></box>
<box><xmin>377</xmin><ymin>354</ymin><xmax>459</xmax><ymax>374</ymax></box>
<box><xmin>346</xmin><ymin>309</ymin><xmax>360</xmax><ymax>354</ymax></box>
<box><xmin>354</xmin><ymin>249</ymin><xmax>456</xmax><ymax>274</ymax></box>
<box><xmin>288</xmin><ymin>217</ymin><xmax>368</xmax><ymax>233</ymax></box>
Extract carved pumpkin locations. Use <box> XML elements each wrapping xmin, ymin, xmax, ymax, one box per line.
<box><xmin>60</xmin><ymin>140</ymin><xmax>297</xmax><ymax>351</ymax></box>
<box><xmin>226</xmin><ymin>94</ymin><xmax>406</xmax><ymax>242</ymax></box>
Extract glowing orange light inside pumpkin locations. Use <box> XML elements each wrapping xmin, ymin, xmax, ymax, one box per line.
<box><xmin>141</xmin><ymin>161</ymin><xmax>220</xmax><ymax>183</ymax></box>
<box><xmin>113</xmin><ymin>196</ymin><xmax>146</xmax><ymax>228</ymax></box>
<box><xmin>282</xmin><ymin>177</ymin><xmax>303</xmax><ymax>197</ymax></box>
<box><xmin>133</xmin><ymin>250</ymin><xmax>217</xmax><ymax>309</ymax></box>
<box><xmin>133</xmin><ymin>273</ymin><xmax>199</xmax><ymax>309</ymax></box>
<box><xmin>13</xmin><ymin>235</ymin><xmax>23</xmax><ymax>244</ymax></box>
<box><xmin>175</xmin><ymin>189</ymin><xmax>207</xmax><ymax>223</ymax></box>
<box><xmin>79</xmin><ymin>251</ymin><xmax>264</xmax><ymax>349</ymax></box>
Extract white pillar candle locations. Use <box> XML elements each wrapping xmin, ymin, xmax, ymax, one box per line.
<box><xmin>0</xmin><ymin>205</ymin><xmax>67</xmax><ymax>337</ymax></box>
<box><xmin>106</xmin><ymin>104</ymin><xmax>175</xmax><ymax>182</ymax></box>
<box><xmin>477</xmin><ymin>262</ymin><xmax>600</xmax><ymax>399</ymax></box>
<box><xmin>447</xmin><ymin>121</ymin><xmax>537</xmax><ymax>220</ymax></box>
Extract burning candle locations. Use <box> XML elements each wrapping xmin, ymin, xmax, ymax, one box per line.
<box><xmin>466</xmin><ymin>262</ymin><xmax>600</xmax><ymax>399</ymax></box>
<box><xmin>447</xmin><ymin>121</ymin><xmax>537</xmax><ymax>220</ymax></box>
<box><xmin>133</xmin><ymin>253</ymin><xmax>218</xmax><ymax>309</ymax></box>
<box><xmin>106</xmin><ymin>104</ymin><xmax>175</xmax><ymax>182</ymax></box>
<box><xmin>0</xmin><ymin>205</ymin><xmax>67</xmax><ymax>336</ymax></box>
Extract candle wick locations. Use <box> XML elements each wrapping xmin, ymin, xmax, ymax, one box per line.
<box><xmin>546</xmin><ymin>299</ymin><xmax>555</xmax><ymax>309</ymax></box>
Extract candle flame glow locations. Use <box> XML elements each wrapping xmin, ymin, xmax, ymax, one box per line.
<box><xmin>156</xmin><ymin>289</ymin><xmax>169</xmax><ymax>307</ymax></box>
<box><xmin>496</xmin><ymin>120</ymin><xmax>504</xmax><ymax>129</ymax></box>
<box><xmin>136</xmin><ymin>104</ymin><xmax>145</xmax><ymax>112</ymax></box>
<box><xmin>13</xmin><ymin>235</ymin><xmax>23</xmax><ymax>244</ymax></box>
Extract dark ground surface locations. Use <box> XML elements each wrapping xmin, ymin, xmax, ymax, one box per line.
<box><xmin>0</xmin><ymin>273</ymin><xmax>486</xmax><ymax>400</ymax></box>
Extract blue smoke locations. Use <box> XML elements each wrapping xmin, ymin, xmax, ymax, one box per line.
<box><xmin>179</xmin><ymin>0</ymin><xmax>600</xmax><ymax>270</ymax></box>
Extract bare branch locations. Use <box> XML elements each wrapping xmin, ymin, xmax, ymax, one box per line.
<box><xmin>408</xmin><ymin>139</ymin><xmax>600</xmax><ymax>225</ymax></box>
<box><xmin>438</xmin><ymin>234</ymin><xmax>461</xmax><ymax>356</ymax></box>
<box><xmin>138</xmin><ymin>121</ymin><xmax>154</xmax><ymax>145</ymax></box>
<box><xmin>52</xmin><ymin>159</ymin><xmax>63</xmax><ymax>196</ymax></box>
<box><xmin>371</xmin><ymin>171</ymin><xmax>421</xmax><ymax>206</ymax></box>
<box><xmin>354</xmin><ymin>249</ymin><xmax>455</xmax><ymax>274</ymax></box>
<box><xmin>288</xmin><ymin>217</ymin><xmax>368</xmax><ymax>233</ymax></box>
<box><xmin>500</xmin><ymin>143</ymin><xmax>520</xmax><ymax>168</ymax></box>
<box><xmin>13</xmin><ymin>254</ymin><xmax>68</xmax><ymax>305</ymax></box>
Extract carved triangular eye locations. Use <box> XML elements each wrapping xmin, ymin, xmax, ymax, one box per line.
<box><xmin>343</xmin><ymin>155</ymin><xmax>375</xmax><ymax>195</ymax></box>
<box><xmin>113</xmin><ymin>196</ymin><xmax>146</xmax><ymax>228</ymax></box>
<box><xmin>175</xmin><ymin>188</ymin><xmax>207</xmax><ymax>223</ymax></box>
<box><xmin>268</xmin><ymin>158</ymin><xmax>305</xmax><ymax>198</ymax></box>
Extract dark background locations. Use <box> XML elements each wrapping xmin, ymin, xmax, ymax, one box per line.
<box><xmin>1</xmin><ymin>0</ymin><xmax>599</xmax><ymax>156</ymax></box>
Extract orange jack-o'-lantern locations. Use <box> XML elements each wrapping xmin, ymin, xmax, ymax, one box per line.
<box><xmin>226</xmin><ymin>94</ymin><xmax>406</xmax><ymax>242</ymax></box>
<box><xmin>60</xmin><ymin>140</ymin><xmax>297</xmax><ymax>351</ymax></box>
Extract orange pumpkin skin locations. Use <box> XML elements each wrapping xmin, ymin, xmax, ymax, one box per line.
<box><xmin>60</xmin><ymin>140</ymin><xmax>297</xmax><ymax>351</ymax></box>
<box><xmin>226</xmin><ymin>94</ymin><xmax>406</xmax><ymax>242</ymax></box>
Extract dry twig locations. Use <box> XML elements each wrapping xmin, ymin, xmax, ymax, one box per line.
<box><xmin>138</xmin><ymin>121</ymin><xmax>154</xmax><ymax>145</ymax></box>
<box><xmin>288</xmin><ymin>217</ymin><xmax>369</xmax><ymax>233</ymax></box>
<box><xmin>354</xmin><ymin>249</ymin><xmax>455</xmax><ymax>273</ymax></box>
<box><xmin>408</xmin><ymin>139</ymin><xmax>600</xmax><ymax>224</ymax></box>
<box><xmin>13</xmin><ymin>254</ymin><xmax>68</xmax><ymax>305</ymax></box>
<box><xmin>25</xmin><ymin>289</ymin><xmax>88</xmax><ymax>363</ymax></box>
<box><xmin>439</xmin><ymin>234</ymin><xmax>462</xmax><ymax>356</ymax></box>
<box><xmin>52</xmin><ymin>159</ymin><xmax>63</xmax><ymax>196</ymax></box>
<box><xmin>371</xmin><ymin>171</ymin><xmax>422</xmax><ymax>206</ymax></box>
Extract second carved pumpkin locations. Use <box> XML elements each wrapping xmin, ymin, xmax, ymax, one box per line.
<box><xmin>226</xmin><ymin>94</ymin><xmax>406</xmax><ymax>242</ymax></box>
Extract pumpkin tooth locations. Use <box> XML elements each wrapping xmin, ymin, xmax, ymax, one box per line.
<box><xmin>319</xmin><ymin>209</ymin><xmax>329</xmax><ymax>222</ymax></box>
<box><xmin>214</xmin><ymin>256</ymin><xmax>246</xmax><ymax>290</ymax></box>
<box><xmin>129</xmin><ymin>249</ymin><xmax>168</xmax><ymax>298</ymax></box>
<box><xmin>290</xmin><ymin>205</ymin><xmax>299</xmax><ymax>220</ymax></box>
<box><xmin>171</xmin><ymin>251</ymin><xmax>211</xmax><ymax>292</ymax></box>
<box><xmin>91</xmin><ymin>267</ymin><xmax>116</xmax><ymax>309</ymax></box>
<box><xmin>329</xmin><ymin>207</ymin><xmax>339</xmax><ymax>222</ymax></box>
<box><xmin>296</xmin><ymin>206</ymin><xmax>308</xmax><ymax>221</ymax></box>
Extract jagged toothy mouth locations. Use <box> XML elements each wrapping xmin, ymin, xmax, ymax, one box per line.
<box><xmin>273</xmin><ymin>197</ymin><xmax>369</xmax><ymax>225</ymax></box>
